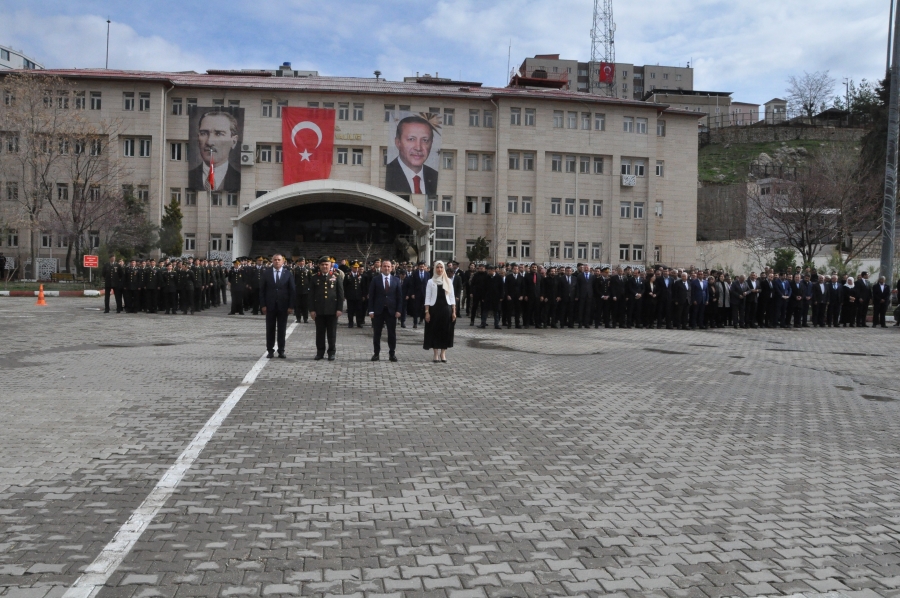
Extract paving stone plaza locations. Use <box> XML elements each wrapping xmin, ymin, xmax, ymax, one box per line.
<box><xmin>1</xmin><ymin>298</ymin><xmax>899</xmax><ymax>598</ymax></box>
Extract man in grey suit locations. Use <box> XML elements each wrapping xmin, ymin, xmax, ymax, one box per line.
<box><xmin>260</xmin><ymin>254</ymin><xmax>295</xmax><ymax>359</ymax></box>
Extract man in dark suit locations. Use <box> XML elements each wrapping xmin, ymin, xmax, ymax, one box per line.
<box><xmin>855</xmin><ymin>272</ymin><xmax>872</xmax><ymax>327</ymax></box>
<box><xmin>504</xmin><ymin>264</ymin><xmax>524</xmax><ymax>328</ymax></box>
<box><xmin>826</xmin><ymin>274</ymin><xmax>842</xmax><ymax>327</ymax></box>
<box><xmin>872</xmin><ymin>276</ymin><xmax>890</xmax><ymax>327</ymax></box>
<box><xmin>188</xmin><ymin>109</ymin><xmax>241</xmax><ymax>192</ymax></box>
<box><xmin>729</xmin><ymin>275</ymin><xmax>748</xmax><ymax>329</ymax></box>
<box><xmin>673</xmin><ymin>272</ymin><xmax>691</xmax><ymax>329</ymax></box>
<box><xmin>367</xmin><ymin>259</ymin><xmax>403</xmax><ymax>362</ymax></box>
<box><xmin>482</xmin><ymin>265</ymin><xmax>504</xmax><ymax>329</ymax></box>
<box><xmin>774</xmin><ymin>273</ymin><xmax>792</xmax><ymax>328</ymax></box>
<box><xmin>656</xmin><ymin>268</ymin><xmax>673</xmax><ymax>329</ymax></box>
<box><xmin>557</xmin><ymin>266</ymin><xmax>577</xmax><ymax>328</ymax></box>
<box><xmin>811</xmin><ymin>274</ymin><xmax>828</xmax><ymax>327</ymax></box>
<box><xmin>384</xmin><ymin>115</ymin><xmax>438</xmax><ymax>195</ymax></box>
<box><xmin>574</xmin><ymin>264</ymin><xmax>594</xmax><ymax>328</ymax></box>
<box><xmin>522</xmin><ymin>263</ymin><xmax>543</xmax><ymax>328</ymax></box>
<box><xmin>410</xmin><ymin>261</ymin><xmax>430</xmax><ymax>328</ymax></box>
<box><xmin>745</xmin><ymin>272</ymin><xmax>760</xmax><ymax>328</ymax></box>
<box><xmin>626</xmin><ymin>269</ymin><xmax>644</xmax><ymax>328</ymax></box>
<box><xmin>469</xmin><ymin>264</ymin><xmax>488</xmax><ymax>326</ymax></box>
<box><xmin>758</xmin><ymin>272</ymin><xmax>774</xmax><ymax>327</ymax></box>
<box><xmin>259</xmin><ymin>254</ymin><xmax>296</xmax><ymax>359</ymax></box>
<box><xmin>689</xmin><ymin>272</ymin><xmax>709</xmax><ymax>329</ymax></box>
<box><xmin>541</xmin><ymin>267</ymin><xmax>559</xmax><ymax>327</ymax></box>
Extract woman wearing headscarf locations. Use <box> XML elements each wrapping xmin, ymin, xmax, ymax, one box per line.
<box><xmin>424</xmin><ymin>260</ymin><xmax>456</xmax><ymax>362</ymax></box>
<box><xmin>841</xmin><ymin>276</ymin><xmax>857</xmax><ymax>327</ymax></box>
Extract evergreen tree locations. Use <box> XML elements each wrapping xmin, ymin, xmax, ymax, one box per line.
<box><xmin>159</xmin><ymin>198</ymin><xmax>184</xmax><ymax>257</ymax></box>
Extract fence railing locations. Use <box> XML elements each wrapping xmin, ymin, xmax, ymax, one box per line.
<box><xmin>705</xmin><ymin>110</ymin><xmax>871</xmax><ymax>130</ymax></box>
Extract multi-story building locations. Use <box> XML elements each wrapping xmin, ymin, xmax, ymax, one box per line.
<box><xmin>0</xmin><ymin>65</ymin><xmax>700</xmax><ymax>269</ymax></box>
<box><xmin>0</xmin><ymin>44</ymin><xmax>43</xmax><ymax>70</ymax></box>
<box><xmin>642</xmin><ymin>89</ymin><xmax>731</xmax><ymax>129</ymax></box>
<box><xmin>518</xmin><ymin>54</ymin><xmax>693</xmax><ymax>100</ymax></box>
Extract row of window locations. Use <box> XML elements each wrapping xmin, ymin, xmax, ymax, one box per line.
<box><xmin>169</xmin><ymin>188</ymin><xmax>239</xmax><ymax>207</ymax></box>
<box><xmin>0</xmin><ymin>230</ymin><xmax>100</xmax><ymax>249</ymax></box>
<box><xmin>0</xmin><ymin>134</ymin><xmax>103</xmax><ymax>157</ymax></box>
<box><xmin>182</xmin><ymin>233</ymin><xmax>234</xmax><ymax>252</ymax></box>
<box><xmin>546</xmin><ymin>242</ymin><xmax>652</xmax><ymax>262</ymax></box>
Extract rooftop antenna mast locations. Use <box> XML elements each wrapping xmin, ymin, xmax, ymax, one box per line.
<box><xmin>590</xmin><ymin>0</ymin><xmax>615</xmax><ymax>96</ymax></box>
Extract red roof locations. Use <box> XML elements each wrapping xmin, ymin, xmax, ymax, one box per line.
<box><xmin>2</xmin><ymin>68</ymin><xmax>699</xmax><ymax>115</ymax></box>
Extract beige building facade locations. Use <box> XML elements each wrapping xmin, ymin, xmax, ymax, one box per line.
<box><xmin>0</xmin><ymin>68</ymin><xmax>700</xmax><ymax>269</ymax></box>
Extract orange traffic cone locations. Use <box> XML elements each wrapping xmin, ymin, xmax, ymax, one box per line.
<box><xmin>36</xmin><ymin>284</ymin><xmax>47</xmax><ymax>306</ymax></box>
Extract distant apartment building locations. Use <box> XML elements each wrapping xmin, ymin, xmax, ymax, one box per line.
<box><xmin>518</xmin><ymin>54</ymin><xmax>693</xmax><ymax>100</ymax></box>
<box><xmin>642</xmin><ymin>89</ymin><xmax>732</xmax><ymax>128</ymax></box>
<box><xmin>764</xmin><ymin>98</ymin><xmax>788</xmax><ymax>124</ymax></box>
<box><xmin>729</xmin><ymin>102</ymin><xmax>760</xmax><ymax>126</ymax></box>
<box><xmin>0</xmin><ymin>44</ymin><xmax>43</xmax><ymax>70</ymax></box>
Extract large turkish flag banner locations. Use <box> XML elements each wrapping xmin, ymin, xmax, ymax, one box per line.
<box><xmin>282</xmin><ymin>107</ymin><xmax>336</xmax><ymax>185</ymax></box>
<box><xmin>598</xmin><ymin>62</ymin><xmax>615</xmax><ymax>84</ymax></box>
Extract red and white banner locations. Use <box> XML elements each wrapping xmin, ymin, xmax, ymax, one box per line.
<box><xmin>282</xmin><ymin>107</ymin><xmax>336</xmax><ymax>185</ymax></box>
<box><xmin>599</xmin><ymin>62</ymin><xmax>615</xmax><ymax>84</ymax></box>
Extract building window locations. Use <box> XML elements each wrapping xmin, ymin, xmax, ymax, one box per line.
<box><xmin>91</xmin><ymin>139</ymin><xmax>103</xmax><ymax>156</ymax></box>
<box><xmin>57</xmin><ymin>235</ymin><xmax>68</xmax><ymax>248</ymax></box>
<box><xmin>275</xmin><ymin>145</ymin><xmax>283</xmax><ymax>163</ymax></box>
<box><xmin>508</xmin><ymin>152</ymin><xmax>520</xmax><ymax>170</ymax></box>
<box><xmin>507</xmin><ymin>241</ymin><xmax>518</xmax><ymax>258</ymax></box>
<box><xmin>549</xmin><ymin>242</ymin><xmax>560</xmax><ymax>258</ymax></box>
<box><xmin>184</xmin><ymin>234</ymin><xmax>196</xmax><ymax>251</ymax></box>
<box><xmin>654</xmin><ymin>246</ymin><xmax>661</xmax><ymax>262</ymax></box>
<box><xmin>308</xmin><ymin>102</ymin><xmax>319</xmax><ymax>108</ymax></box>
<box><xmin>565</xmin><ymin>155</ymin><xmax>576</xmax><ymax>173</ymax></box>
<box><xmin>227</xmin><ymin>193</ymin><xmax>238</xmax><ymax>206</ymax></box>
<box><xmin>277</xmin><ymin>100</ymin><xmax>288</xmax><ymax>117</ymax></box>
<box><xmin>139</xmin><ymin>139</ymin><xmax>151</xmax><ymax>157</ymax></box>
<box><xmin>657</xmin><ymin>120</ymin><xmax>666</xmax><ymax>137</ymax></box>
<box><xmin>521</xmin><ymin>197</ymin><xmax>532</xmax><ymax>214</ymax></box>
<box><xmin>441</xmin><ymin>196</ymin><xmax>452</xmax><ymax>212</ymax></box>
<box><xmin>482</xmin><ymin>197</ymin><xmax>491</xmax><ymax>214</ymax></box>
<box><xmin>123</xmin><ymin>92</ymin><xmax>134</xmax><ymax>111</ymax></box>
<box><xmin>594</xmin><ymin>113</ymin><xmax>605</xmax><ymax>131</ymax></box>
<box><xmin>469</xmin><ymin>109</ymin><xmax>480</xmax><ymax>127</ymax></box>
<box><xmin>261</xmin><ymin>100</ymin><xmax>273</xmax><ymax>117</ymax></box>
<box><xmin>256</xmin><ymin>144</ymin><xmax>272</xmax><ymax>163</ymax></box>
<box><xmin>337</xmin><ymin>147</ymin><xmax>348</xmax><ymax>164</ymax></box>
<box><xmin>483</xmin><ymin>154</ymin><xmax>494</xmax><ymax>171</ymax></box>
<box><xmin>353</xmin><ymin>103</ymin><xmax>364</xmax><ymax>121</ymax></box>
<box><xmin>525</xmin><ymin>108</ymin><xmax>536</xmax><ymax>126</ymax></box>
<box><xmin>636</xmin><ymin>118</ymin><xmax>648</xmax><ymax>134</ymax></box>
<box><xmin>621</xmin><ymin>159</ymin><xmax>632</xmax><ymax>175</ymax></box>
<box><xmin>74</xmin><ymin>91</ymin><xmax>85</xmax><ymax>110</ymax></box>
<box><xmin>567</xmin><ymin>111</ymin><xmax>577</xmax><ymax>129</ymax></box>
<box><xmin>226</xmin><ymin>234</ymin><xmax>234</xmax><ymax>251</ymax></box>
<box><xmin>521</xmin><ymin>241</ymin><xmax>531</xmax><ymax>258</ymax></box>
<box><xmin>57</xmin><ymin>183</ymin><xmax>68</xmax><ymax>201</ymax></box>
<box><xmin>90</xmin><ymin>92</ymin><xmax>101</xmax><ymax>110</ymax></box>
<box><xmin>676</xmin><ymin>74</ymin><xmax>682</xmax><ymax>81</ymax></box>
<box><xmin>171</xmin><ymin>98</ymin><xmax>183</xmax><ymax>115</ymax></box>
<box><xmin>591</xmin><ymin>243</ymin><xmax>602</xmax><ymax>260</ymax></box>
<box><xmin>656</xmin><ymin>161</ymin><xmax>664</xmax><ymax>177</ymax></box>
<box><xmin>88</xmin><ymin>231</ymin><xmax>100</xmax><ymax>249</ymax></box>
<box><xmin>211</xmin><ymin>193</ymin><xmax>222</xmax><ymax>206</ymax></box>
<box><xmin>553</xmin><ymin>110</ymin><xmax>563</xmax><ymax>128</ymax></box>
<box><xmin>633</xmin><ymin>245</ymin><xmax>644</xmax><ymax>261</ymax></box>
<box><xmin>564</xmin><ymin>198</ymin><xmax>575</xmax><ymax>216</ymax></box>
<box><xmin>6</xmin><ymin>230</ymin><xmax>18</xmax><ymax>247</ymax></box>
<box><xmin>593</xmin><ymin>157</ymin><xmax>604</xmax><ymax>174</ymax></box>
<box><xmin>123</xmin><ymin>138</ymin><xmax>135</xmax><ymax>157</ymax></box>
<box><xmin>466</xmin><ymin>196</ymin><xmax>477</xmax><ymax>213</ymax></box>
<box><xmin>443</xmin><ymin>108</ymin><xmax>454</xmax><ymax>126</ymax></box>
<box><xmin>170</xmin><ymin>188</ymin><xmax>182</xmax><ymax>204</ymax></box>
<box><xmin>655</xmin><ymin>201</ymin><xmax>664</xmax><ymax>217</ymax></box>
<box><xmin>581</xmin><ymin>112</ymin><xmax>591</xmax><ymax>130</ymax></box>
<box><xmin>516</xmin><ymin>152</ymin><xmax>532</xmax><ymax>171</ymax></box>
<box><xmin>579</xmin><ymin>156</ymin><xmax>590</xmax><ymax>174</ymax></box>
<box><xmin>663</xmin><ymin>73</ymin><xmax>669</xmax><ymax>80</ymax></box>
<box><xmin>551</xmin><ymin>198</ymin><xmax>561</xmax><ymax>215</ymax></box>
<box><xmin>42</xmin><ymin>232</ymin><xmax>52</xmax><ymax>248</ymax></box>
<box><xmin>623</xmin><ymin>117</ymin><xmax>634</xmax><ymax>133</ymax></box>
<box><xmin>187</xmin><ymin>98</ymin><xmax>197</xmax><ymax>110</ymax></box>
<box><xmin>508</xmin><ymin>196</ymin><xmax>518</xmax><ymax>213</ymax></box>
<box><xmin>467</xmin><ymin>153</ymin><xmax>479</xmax><ymax>171</ymax></box>
<box><xmin>483</xmin><ymin>110</ymin><xmax>494</xmax><ymax>128</ymax></box>
<box><xmin>579</xmin><ymin>199</ymin><xmax>589</xmax><ymax>216</ymax></box>
<box><xmin>634</xmin><ymin>202</ymin><xmax>645</xmax><ymax>219</ymax></box>
<box><xmin>619</xmin><ymin>245</ymin><xmax>630</xmax><ymax>261</ymax></box>
<box><xmin>384</xmin><ymin>104</ymin><xmax>394</xmax><ymax>122</ymax></box>
<box><xmin>338</xmin><ymin>102</ymin><xmax>349</xmax><ymax>120</ymax></box>
<box><xmin>577</xmin><ymin>242</ymin><xmax>588</xmax><ymax>260</ymax></box>
<box><xmin>592</xmin><ymin>200</ymin><xmax>603</xmax><ymax>217</ymax></box>
<box><xmin>211</xmin><ymin>234</ymin><xmax>222</xmax><ymax>251</ymax></box>
<box><xmin>442</xmin><ymin>152</ymin><xmax>454</xmax><ymax>170</ymax></box>
<box><xmin>228</xmin><ymin>100</ymin><xmax>240</xmax><ymax>107</ymax></box>
<box><xmin>382</xmin><ymin>147</ymin><xmax>388</xmax><ymax>166</ymax></box>
<box><xmin>510</xmin><ymin>107</ymin><xmax>521</xmax><ymax>126</ymax></box>
<box><xmin>139</xmin><ymin>93</ymin><xmax>150</xmax><ymax>111</ymax></box>
<box><xmin>185</xmin><ymin>190</ymin><xmax>197</xmax><ymax>206</ymax></box>
<box><xmin>563</xmin><ymin>242</ymin><xmax>574</xmax><ymax>259</ymax></box>
<box><xmin>352</xmin><ymin>148</ymin><xmax>363</xmax><ymax>165</ymax></box>
<box><xmin>635</xmin><ymin>160</ymin><xmax>645</xmax><ymax>177</ymax></box>
<box><xmin>620</xmin><ymin>201</ymin><xmax>631</xmax><ymax>219</ymax></box>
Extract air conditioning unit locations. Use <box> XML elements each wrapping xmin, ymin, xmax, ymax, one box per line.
<box><xmin>621</xmin><ymin>174</ymin><xmax>636</xmax><ymax>186</ymax></box>
<box><xmin>240</xmin><ymin>150</ymin><xmax>254</xmax><ymax>166</ymax></box>
<box><xmin>241</xmin><ymin>144</ymin><xmax>252</xmax><ymax>152</ymax></box>
<box><xmin>242</xmin><ymin>204</ymin><xmax>250</xmax><ymax>212</ymax></box>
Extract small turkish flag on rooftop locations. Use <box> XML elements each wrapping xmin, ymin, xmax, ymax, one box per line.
<box><xmin>282</xmin><ymin>107</ymin><xmax>336</xmax><ymax>185</ymax></box>
<box><xmin>599</xmin><ymin>62</ymin><xmax>615</xmax><ymax>84</ymax></box>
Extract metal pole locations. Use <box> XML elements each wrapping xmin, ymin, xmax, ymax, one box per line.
<box><xmin>207</xmin><ymin>189</ymin><xmax>212</xmax><ymax>260</ymax></box>
<box><xmin>105</xmin><ymin>20</ymin><xmax>110</xmax><ymax>69</ymax></box>
<box><xmin>889</xmin><ymin>0</ymin><xmax>896</xmax><ymax>75</ymax></box>
<box><xmin>878</xmin><ymin>0</ymin><xmax>900</xmax><ymax>281</ymax></box>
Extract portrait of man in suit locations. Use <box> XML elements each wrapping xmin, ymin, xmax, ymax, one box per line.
<box><xmin>188</xmin><ymin>107</ymin><xmax>243</xmax><ymax>192</ymax></box>
<box><xmin>384</xmin><ymin>113</ymin><xmax>440</xmax><ymax>195</ymax></box>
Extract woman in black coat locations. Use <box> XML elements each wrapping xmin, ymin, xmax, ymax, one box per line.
<box><xmin>840</xmin><ymin>276</ymin><xmax>858</xmax><ymax>327</ymax></box>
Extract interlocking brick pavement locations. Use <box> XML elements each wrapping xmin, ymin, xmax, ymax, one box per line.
<box><xmin>1</xmin><ymin>299</ymin><xmax>900</xmax><ymax>597</ymax></box>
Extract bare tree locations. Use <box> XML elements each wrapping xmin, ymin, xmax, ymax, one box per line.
<box><xmin>786</xmin><ymin>70</ymin><xmax>836</xmax><ymax>121</ymax></box>
<box><xmin>746</xmin><ymin>144</ymin><xmax>881</xmax><ymax>265</ymax></box>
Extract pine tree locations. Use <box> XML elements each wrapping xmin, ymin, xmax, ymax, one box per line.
<box><xmin>159</xmin><ymin>198</ymin><xmax>184</xmax><ymax>257</ymax></box>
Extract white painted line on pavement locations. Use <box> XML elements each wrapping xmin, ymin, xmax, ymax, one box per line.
<box><xmin>63</xmin><ymin>322</ymin><xmax>298</xmax><ymax>598</ymax></box>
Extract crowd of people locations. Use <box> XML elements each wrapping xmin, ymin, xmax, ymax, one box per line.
<box><xmin>103</xmin><ymin>255</ymin><xmax>898</xmax><ymax>331</ymax></box>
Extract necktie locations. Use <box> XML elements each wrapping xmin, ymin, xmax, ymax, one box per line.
<box><xmin>533</xmin><ymin>274</ymin><xmax>537</xmax><ymax>284</ymax></box>
<box><xmin>413</xmin><ymin>175</ymin><xmax>422</xmax><ymax>194</ymax></box>
<box><xmin>275</xmin><ymin>269</ymin><xmax>279</xmax><ymax>283</ymax></box>
<box><xmin>384</xmin><ymin>276</ymin><xmax>389</xmax><ymax>290</ymax></box>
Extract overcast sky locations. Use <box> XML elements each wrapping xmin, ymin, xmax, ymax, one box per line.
<box><xmin>0</xmin><ymin>0</ymin><xmax>892</xmax><ymax>105</ymax></box>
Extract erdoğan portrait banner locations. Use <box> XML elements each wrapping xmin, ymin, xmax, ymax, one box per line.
<box><xmin>281</xmin><ymin>107</ymin><xmax>336</xmax><ymax>185</ymax></box>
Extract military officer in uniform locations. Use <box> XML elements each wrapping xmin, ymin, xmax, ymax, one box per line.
<box><xmin>309</xmin><ymin>256</ymin><xmax>344</xmax><ymax>361</ymax></box>
<box><xmin>292</xmin><ymin>257</ymin><xmax>311</xmax><ymax>323</ymax></box>
<box><xmin>102</xmin><ymin>255</ymin><xmax>123</xmax><ymax>313</ymax></box>
<box><xmin>162</xmin><ymin>262</ymin><xmax>178</xmax><ymax>314</ymax></box>
<box><xmin>228</xmin><ymin>259</ymin><xmax>245</xmax><ymax>314</ymax></box>
<box><xmin>343</xmin><ymin>261</ymin><xmax>365</xmax><ymax>328</ymax></box>
<box><xmin>125</xmin><ymin>259</ymin><xmax>141</xmax><ymax>313</ymax></box>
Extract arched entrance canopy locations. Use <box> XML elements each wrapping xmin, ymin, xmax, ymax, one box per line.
<box><xmin>231</xmin><ymin>180</ymin><xmax>430</xmax><ymax>258</ymax></box>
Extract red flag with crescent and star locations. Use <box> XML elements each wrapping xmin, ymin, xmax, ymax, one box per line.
<box><xmin>281</xmin><ymin>107</ymin><xmax>336</xmax><ymax>185</ymax></box>
<box><xmin>599</xmin><ymin>62</ymin><xmax>615</xmax><ymax>84</ymax></box>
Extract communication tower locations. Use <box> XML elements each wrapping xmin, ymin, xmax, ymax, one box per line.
<box><xmin>590</xmin><ymin>0</ymin><xmax>616</xmax><ymax>96</ymax></box>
